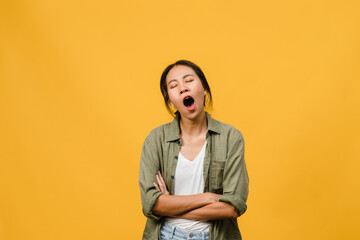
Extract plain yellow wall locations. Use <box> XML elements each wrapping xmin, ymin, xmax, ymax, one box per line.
<box><xmin>1</xmin><ymin>0</ymin><xmax>359</xmax><ymax>239</ymax></box>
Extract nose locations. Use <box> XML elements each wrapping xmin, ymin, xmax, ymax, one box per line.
<box><xmin>180</xmin><ymin>86</ymin><xmax>189</xmax><ymax>95</ymax></box>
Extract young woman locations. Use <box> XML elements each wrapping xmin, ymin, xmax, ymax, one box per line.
<box><xmin>139</xmin><ymin>60</ymin><xmax>249</xmax><ymax>240</ymax></box>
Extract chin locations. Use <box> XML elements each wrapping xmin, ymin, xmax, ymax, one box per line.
<box><xmin>180</xmin><ymin>108</ymin><xmax>205</xmax><ymax>119</ymax></box>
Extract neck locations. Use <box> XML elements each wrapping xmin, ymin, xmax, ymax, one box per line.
<box><xmin>179</xmin><ymin>111</ymin><xmax>207</xmax><ymax>138</ymax></box>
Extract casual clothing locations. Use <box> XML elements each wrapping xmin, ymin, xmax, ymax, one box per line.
<box><xmin>160</xmin><ymin>221</ymin><xmax>209</xmax><ymax>240</ymax></box>
<box><xmin>165</xmin><ymin>140</ymin><xmax>210</xmax><ymax>231</ymax></box>
<box><xmin>139</xmin><ymin>112</ymin><xmax>249</xmax><ymax>240</ymax></box>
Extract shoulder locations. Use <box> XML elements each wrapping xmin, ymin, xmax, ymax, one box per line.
<box><xmin>210</xmin><ymin>116</ymin><xmax>244</xmax><ymax>142</ymax></box>
<box><xmin>143</xmin><ymin>121</ymin><xmax>172</xmax><ymax>143</ymax></box>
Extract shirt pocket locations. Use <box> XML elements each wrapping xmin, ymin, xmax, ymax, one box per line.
<box><xmin>210</xmin><ymin>160</ymin><xmax>225</xmax><ymax>193</ymax></box>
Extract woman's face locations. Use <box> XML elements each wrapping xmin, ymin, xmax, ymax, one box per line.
<box><xmin>166</xmin><ymin>65</ymin><xmax>207</xmax><ymax>118</ymax></box>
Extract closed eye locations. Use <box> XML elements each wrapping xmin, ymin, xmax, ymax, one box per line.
<box><xmin>169</xmin><ymin>83</ymin><xmax>178</xmax><ymax>89</ymax></box>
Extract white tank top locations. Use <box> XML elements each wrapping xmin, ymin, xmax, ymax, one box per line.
<box><xmin>165</xmin><ymin>140</ymin><xmax>210</xmax><ymax>231</ymax></box>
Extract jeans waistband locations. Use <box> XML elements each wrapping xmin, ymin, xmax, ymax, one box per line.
<box><xmin>161</xmin><ymin>221</ymin><xmax>209</xmax><ymax>240</ymax></box>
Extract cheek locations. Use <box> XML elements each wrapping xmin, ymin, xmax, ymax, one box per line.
<box><xmin>167</xmin><ymin>91</ymin><xmax>175</xmax><ymax>101</ymax></box>
<box><xmin>195</xmin><ymin>82</ymin><xmax>205</xmax><ymax>92</ymax></box>
<box><xmin>196</xmin><ymin>86</ymin><xmax>206</xmax><ymax>98</ymax></box>
<box><xmin>167</xmin><ymin>92</ymin><xmax>180</xmax><ymax>105</ymax></box>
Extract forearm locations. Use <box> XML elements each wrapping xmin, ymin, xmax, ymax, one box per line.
<box><xmin>170</xmin><ymin>202</ymin><xmax>239</xmax><ymax>220</ymax></box>
<box><xmin>152</xmin><ymin>193</ymin><xmax>214</xmax><ymax>216</ymax></box>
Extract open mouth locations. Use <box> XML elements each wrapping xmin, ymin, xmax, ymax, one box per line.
<box><xmin>183</xmin><ymin>96</ymin><xmax>195</xmax><ymax>111</ymax></box>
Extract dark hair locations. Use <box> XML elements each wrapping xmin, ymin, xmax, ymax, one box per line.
<box><xmin>160</xmin><ymin>60</ymin><xmax>213</xmax><ymax>118</ymax></box>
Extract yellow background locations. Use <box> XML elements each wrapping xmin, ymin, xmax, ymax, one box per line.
<box><xmin>1</xmin><ymin>0</ymin><xmax>359</xmax><ymax>239</ymax></box>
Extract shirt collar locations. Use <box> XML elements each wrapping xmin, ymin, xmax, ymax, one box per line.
<box><xmin>166</xmin><ymin>111</ymin><xmax>221</xmax><ymax>142</ymax></box>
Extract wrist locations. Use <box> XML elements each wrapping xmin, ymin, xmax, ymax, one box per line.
<box><xmin>201</xmin><ymin>193</ymin><xmax>216</xmax><ymax>204</ymax></box>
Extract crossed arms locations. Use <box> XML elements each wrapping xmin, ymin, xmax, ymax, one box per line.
<box><xmin>151</xmin><ymin>171</ymin><xmax>239</xmax><ymax>221</ymax></box>
<box><xmin>139</xmin><ymin>132</ymin><xmax>248</xmax><ymax>221</ymax></box>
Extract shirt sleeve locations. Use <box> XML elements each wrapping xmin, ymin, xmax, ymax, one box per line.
<box><xmin>138</xmin><ymin>135</ymin><xmax>164</xmax><ymax>221</ymax></box>
<box><xmin>218</xmin><ymin>130</ymin><xmax>249</xmax><ymax>217</ymax></box>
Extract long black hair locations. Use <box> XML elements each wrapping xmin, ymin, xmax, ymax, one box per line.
<box><xmin>160</xmin><ymin>60</ymin><xmax>213</xmax><ymax>118</ymax></box>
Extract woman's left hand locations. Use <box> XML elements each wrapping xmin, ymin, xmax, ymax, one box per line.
<box><xmin>153</xmin><ymin>171</ymin><xmax>170</xmax><ymax>195</ymax></box>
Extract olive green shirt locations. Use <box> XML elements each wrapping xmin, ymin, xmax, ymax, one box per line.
<box><xmin>139</xmin><ymin>112</ymin><xmax>249</xmax><ymax>239</ymax></box>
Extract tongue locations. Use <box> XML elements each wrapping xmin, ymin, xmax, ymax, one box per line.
<box><xmin>185</xmin><ymin>101</ymin><xmax>195</xmax><ymax>111</ymax></box>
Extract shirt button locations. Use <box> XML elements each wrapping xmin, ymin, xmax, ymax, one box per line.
<box><xmin>174</xmin><ymin>156</ymin><xmax>178</xmax><ymax>159</ymax></box>
<box><xmin>171</xmin><ymin>175</ymin><xmax>174</xmax><ymax>179</ymax></box>
<box><xmin>189</xmin><ymin>233</ymin><xmax>193</xmax><ymax>238</ymax></box>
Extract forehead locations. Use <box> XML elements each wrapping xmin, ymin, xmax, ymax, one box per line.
<box><xmin>166</xmin><ymin>65</ymin><xmax>197</xmax><ymax>83</ymax></box>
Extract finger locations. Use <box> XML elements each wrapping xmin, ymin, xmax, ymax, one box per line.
<box><xmin>158</xmin><ymin>171</ymin><xmax>164</xmax><ymax>182</ymax></box>
<box><xmin>155</xmin><ymin>175</ymin><xmax>164</xmax><ymax>191</ymax></box>
<box><xmin>158</xmin><ymin>171</ymin><xmax>166</xmax><ymax>186</ymax></box>
<box><xmin>159</xmin><ymin>174</ymin><xmax>169</xmax><ymax>193</ymax></box>
<box><xmin>153</xmin><ymin>182</ymin><xmax>160</xmax><ymax>191</ymax></box>
<box><xmin>158</xmin><ymin>176</ymin><xmax>166</xmax><ymax>192</ymax></box>
<box><xmin>156</xmin><ymin>174</ymin><xmax>166</xmax><ymax>193</ymax></box>
<box><xmin>157</xmin><ymin>172</ymin><xmax>169</xmax><ymax>193</ymax></box>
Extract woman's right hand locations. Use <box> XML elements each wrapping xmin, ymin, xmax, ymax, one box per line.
<box><xmin>153</xmin><ymin>171</ymin><xmax>220</xmax><ymax>203</ymax></box>
<box><xmin>153</xmin><ymin>171</ymin><xmax>170</xmax><ymax>195</ymax></box>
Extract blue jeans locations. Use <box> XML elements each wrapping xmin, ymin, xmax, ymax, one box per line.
<box><xmin>160</xmin><ymin>221</ymin><xmax>210</xmax><ymax>240</ymax></box>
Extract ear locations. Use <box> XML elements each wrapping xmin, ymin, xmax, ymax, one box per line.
<box><xmin>169</xmin><ymin>101</ymin><xmax>174</xmax><ymax>107</ymax></box>
<box><xmin>204</xmin><ymin>90</ymin><xmax>207</xmax><ymax>95</ymax></box>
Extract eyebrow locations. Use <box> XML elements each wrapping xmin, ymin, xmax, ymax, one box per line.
<box><xmin>168</xmin><ymin>74</ymin><xmax>194</xmax><ymax>85</ymax></box>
